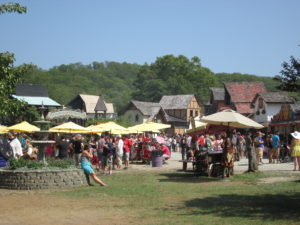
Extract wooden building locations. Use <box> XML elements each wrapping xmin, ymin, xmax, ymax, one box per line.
<box><xmin>123</xmin><ymin>100</ymin><xmax>161</xmax><ymax>125</ymax></box>
<box><xmin>159</xmin><ymin>94</ymin><xmax>203</xmax><ymax>122</ymax></box>
<box><xmin>67</xmin><ymin>94</ymin><xmax>115</xmax><ymax>119</ymax></box>
<box><xmin>123</xmin><ymin>94</ymin><xmax>203</xmax><ymax>134</ymax></box>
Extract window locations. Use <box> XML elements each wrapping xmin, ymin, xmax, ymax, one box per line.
<box><xmin>190</xmin><ymin>110</ymin><xmax>193</xmax><ymax>117</ymax></box>
<box><xmin>195</xmin><ymin>111</ymin><xmax>198</xmax><ymax>117</ymax></box>
<box><xmin>135</xmin><ymin>114</ymin><xmax>139</xmax><ymax>122</ymax></box>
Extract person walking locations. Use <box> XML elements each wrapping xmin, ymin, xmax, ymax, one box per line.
<box><xmin>123</xmin><ymin>135</ymin><xmax>132</xmax><ymax>169</ymax></box>
<box><xmin>255</xmin><ymin>132</ymin><xmax>265</xmax><ymax>166</ymax></box>
<box><xmin>70</xmin><ymin>134</ymin><xmax>84</xmax><ymax>167</ymax></box>
<box><xmin>272</xmin><ymin>131</ymin><xmax>280</xmax><ymax>164</ymax></box>
<box><xmin>116</xmin><ymin>135</ymin><xmax>124</xmax><ymax>169</ymax></box>
<box><xmin>291</xmin><ymin>131</ymin><xmax>300</xmax><ymax>171</ymax></box>
<box><xmin>244</xmin><ymin>132</ymin><xmax>257</xmax><ymax>172</ymax></box>
<box><xmin>180</xmin><ymin>136</ymin><xmax>188</xmax><ymax>160</ymax></box>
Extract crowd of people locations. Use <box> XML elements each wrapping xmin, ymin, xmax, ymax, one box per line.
<box><xmin>2</xmin><ymin>128</ymin><xmax>300</xmax><ymax>183</ymax></box>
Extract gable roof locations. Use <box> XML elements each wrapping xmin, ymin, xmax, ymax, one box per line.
<box><xmin>94</xmin><ymin>96</ymin><xmax>107</xmax><ymax>112</ymax></box>
<box><xmin>15</xmin><ymin>83</ymin><xmax>49</xmax><ymax>97</ymax></box>
<box><xmin>79</xmin><ymin>94</ymin><xmax>114</xmax><ymax>114</ymax></box>
<box><xmin>253</xmin><ymin>92</ymin><xmax>295</xmax><ymax>104</ymax></box>
<box><xmin>130</xmin><ymin>100</ymin><xmax>161</xmax><ymax>116</ymax></box>
<box><xmin>210</xmin><ymin>87</ymin><xmax>225</xmax><ymax>101</ymax></box>
<box><xmin>159</xmin><ymin>94</ymin><xmax>195</xmax><ymax>109</ymax></box>
<box><xmin>158</xmin><ymin>108</ymin><xmax>187</xmax><ymax>123</ymax></box>
<box><xmin>224</xmin><ymin>82</ymin><xmax>266</xmax><ymax>103</ymax></box>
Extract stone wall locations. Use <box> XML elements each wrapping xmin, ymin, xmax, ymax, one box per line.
<box><xmin>0</xmin><ymin>169</ymin><xmax>88</xmax><ymax>190</ymax></box>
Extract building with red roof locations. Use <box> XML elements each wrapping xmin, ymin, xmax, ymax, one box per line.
<box><xmin>208</xmin><ymin>81</ymin><xmax>267</xmax><ymax>116</ymax></box>
<box><xmin>224</xmin><ymin>81</ymin><xmax>267</xmax><ymax>116</ymax></box>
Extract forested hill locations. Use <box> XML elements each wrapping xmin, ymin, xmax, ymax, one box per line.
<box><xmin>22</xmin><ymin>55</ymin><xmax>280</xmax><ymax>114</ymax></box>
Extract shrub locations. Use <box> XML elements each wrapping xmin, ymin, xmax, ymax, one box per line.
<box><xmin>9</xmin><ymin>157</ymin><xmax>43</xmax><ymax>170</ymax></box>
<box><xmin>8</xmin><ymin>157</ymin><xmax>75</xmax><ymax>170</ymax></box>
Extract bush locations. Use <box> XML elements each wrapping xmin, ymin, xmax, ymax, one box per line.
<box><xmin>8</xmin><ymin>157</ymin><xmax>75</xmax><ymax>170</ymax></box>
<box><xmin>9</xmin><ymin>157</ymin><xmax>43</xmax><ymax>170</ymax></box>
<box><xmin>46</xmin><ymin>157</ymin><xmax>75</xmax><ymax>169</ymax></box>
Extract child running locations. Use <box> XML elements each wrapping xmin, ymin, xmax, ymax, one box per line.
<box><xmin>80</xmin><ymin>144</ymin><xmax>107</xmax><ymax>187</ymax></box>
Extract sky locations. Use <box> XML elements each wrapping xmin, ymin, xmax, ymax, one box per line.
<box><xmin>1</xmin><ymin>0</ymin><xmax>300</xmax><ymax>77</ymax></box>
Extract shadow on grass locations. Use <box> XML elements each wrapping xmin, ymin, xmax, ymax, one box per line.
<box><xmin>183</xmin><ymin>193</ymin><xmax>300</xmax><ymax>221</ymax></box>
<box><xmin>159</xmin><ymin>173</ymin><xmax>227</xmax><ymax>183</ymax></box>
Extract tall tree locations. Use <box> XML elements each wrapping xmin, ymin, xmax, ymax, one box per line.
<box><xmin>0</xmin><ymin>2</ymin><xmax>39</xmax><ymax>124</ymax></box>
<box><xmin>0</xmin><ymin>52</ymin><xmax>39</xmax><ymax>124</ymax></box>
<box><xmin>132</xmin><ymin>55</ymin><xmax>218</xmax><ymax>103</ymax></box>
<box><xmin>274</xmin><ymin>56</ymin><xmax>300</xmax><ymax>92</ymax></box>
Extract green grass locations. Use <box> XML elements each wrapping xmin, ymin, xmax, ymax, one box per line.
<box><xmin>56</xmin><ymin>171</ymin><xmax>300</xmax><ymax>225</ymax></box>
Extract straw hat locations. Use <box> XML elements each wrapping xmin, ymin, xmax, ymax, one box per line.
<box><xmin>291</xmin><ymin>131</ymin><xmax>300</xmax><ymax>140</ymax></box>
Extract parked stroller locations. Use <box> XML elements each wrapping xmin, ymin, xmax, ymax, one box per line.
<box><xmin>279</xmin><ymin>143</ymin><xmax>292</xmax><ymax>163</ymax></box>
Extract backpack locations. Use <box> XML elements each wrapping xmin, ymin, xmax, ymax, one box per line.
<box><xmin>205</xmin><ymin>138</ymin><xmax>211</xmax><ymax>147</ymax></box>
<box><xmin>0</xmin><ymin>138</ymin><xmax>13</xmax><ymax>160</ymax></box>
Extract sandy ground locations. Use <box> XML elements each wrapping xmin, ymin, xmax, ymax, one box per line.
<box><xmin>129</xmin><ymin>151</ymin><xmax>298</xmax><ymax>173</ymax></box>
<box><xmin>1</xmin><ymin>152</ymin><xmax>299</xmax><ymax>225</ymax></box>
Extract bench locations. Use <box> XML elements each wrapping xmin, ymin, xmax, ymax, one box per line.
<box><xmin>179</xmin><ymin>160</ymin><xmax>195</xmax><ymax>171</ymax></box>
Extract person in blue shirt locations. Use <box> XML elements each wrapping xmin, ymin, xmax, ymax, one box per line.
<box><xmin>272</xmin><ymin>131</ymin><xmax>280</xmax><ymax>164</ymax></box>
<box><xmin>256</xmin><ymin>132</ymin><xmax>265</xmax><ymax>166</ymax></box>
<box><xmin>80</xmin><ymin>145</ymin><xmax>107</xmax><ymax>187</ymax></box>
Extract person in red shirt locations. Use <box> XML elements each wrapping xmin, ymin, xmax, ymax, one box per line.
<box><xmin>198</xmin><ymin>135</ymin><xmax>205</xmax><ymax>150</ymax></box>
<box><xmin>123</xmin><ymin>135</ymin><xmax>132</xmax><ymax>169</ymax></box>
<box><xmin>160</xmin><ymin>144</ymin><xmax>171</xmax><ymax>161</ymax></box>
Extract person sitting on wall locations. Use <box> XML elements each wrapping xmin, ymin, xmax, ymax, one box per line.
<box><xmin>23</xmin><ymin>138</ymin><xmax>38</xmax><ymax>160</ymax></box>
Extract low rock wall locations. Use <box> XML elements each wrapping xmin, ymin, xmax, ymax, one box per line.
<box><xmin>0</xmin><ymin>169</ymin><xmax>88</xmax><ymax>190</ymax></box>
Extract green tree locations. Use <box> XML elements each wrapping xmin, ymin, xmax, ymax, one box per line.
<box><xmin>0</xmin><ymin>53</ymin><xmax>39</xmax><ymax>124</ymax></box>
<box><xmin>274</xmin><ymin>56</ymin><xmax>300</xmax><ymax>92</ymax></box>
<box><xmin>0</xmin><ymin>2</ymin><xmax>26</xmax><ymax>14</ymax></box>
<box><xmin>0</xmin><ymin>2</ymin><xmax>39</xmax><ymax>124</ymax></box>
<box><xmin>132</xmin><ymin>54</ymin><xmax>218</xmax><ymax>103</ymax></box>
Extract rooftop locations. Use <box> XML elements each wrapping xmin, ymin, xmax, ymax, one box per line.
<box><xmin>131</xmin><ymin>100</ymin><xmax>161</xmax><ymax>116</ymax></box>
<box><xmin>224</xmin><ymin>81</ymin><xmax>266</xmax><ymax>103</ymax></box>
<box><xmin>210</xmin><ymin>87</ymin><xmax>225</xmax><ymax>101</ymax></box>
<box><xmin>255</xmin><ymin>92</ymin><xmax>295</xmax><ymax>104</ymax></box>
<box><xmin>159</xmin><ymin>94</ymin><xmax>195</xmax><ymax>109</ymax></box>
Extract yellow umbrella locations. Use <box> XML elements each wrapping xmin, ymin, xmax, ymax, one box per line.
<box><xmin>128</xmin><ymin>122</ymin><xmax>171</xmax><ymax>133</ymax></box>
<box><xmin>0</xmin><ymin>125</ymin><xmax>8</xmax><ymax>134</ymax></box>
<box><xmin>8</xmin><ymin>121</ymin><xmax>40</xmax><ymax>133</ymax></box>
<box><xmin>201</xmin><ymin>109</ymin><xmax>264</xmax><ymax>129</ymax></box>
<box><xmin>49</xmin><ymin>122</ymin><xmax>90</xmax><ymax>133</ymax></box>
<box><xmin>91</xmin><ymin>121</ymin><xmax>127</xmax><ymax>133</ymax></box>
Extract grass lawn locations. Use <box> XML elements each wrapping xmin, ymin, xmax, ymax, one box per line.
<box><xmin>55</xmin><ymin>171</ymin><xmax>300</xmax><ymax>225</ymax></box>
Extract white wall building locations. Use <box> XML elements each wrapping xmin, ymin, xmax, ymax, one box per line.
<box><xmin>252</xmin><ymin>92</ymin><xmax>295</xmax><ymax>125</ymax></box>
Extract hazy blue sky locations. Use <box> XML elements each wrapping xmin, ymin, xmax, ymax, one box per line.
<box><xmin>1</xmin><ymin>0</ymin><xmax>299</xmax><ymax>77</ymax></box>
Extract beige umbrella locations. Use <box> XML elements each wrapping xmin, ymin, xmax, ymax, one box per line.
<box><xmin>89</xmin><ymin>121</ymin><xmax>127</xmax><ymax>133</ymax></box>
<box><xmin>8</xmin><ymin>121</ymin><xmax>40</xmax><ymax>133</ymax></box>
<box><xmin>200</xmin><ymin>109</ymin><xmax>264</xmax><ymax>129</ymax></box>
<box><xmin>128</xmin><ymin>122</ymin><xmax>171</xmax><ymax>133</ymax></box>
<box><xmin>186</xmin><ymin>121</ymin><xmax>207</xmax><ymax>134</ymax></box>
<box><xmin>49</xmin><ymin>122</ymin><xmax>90</xmax><ymax>133</ymax></box>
